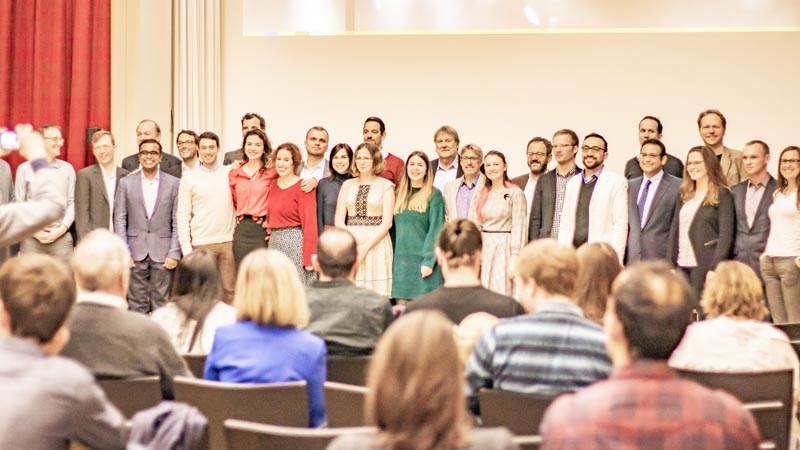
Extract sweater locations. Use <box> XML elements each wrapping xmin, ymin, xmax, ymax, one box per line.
<box><xmin>177</xmin><ymin>164</ymin><xmax>236</xmax><ymax>254</ymax></box>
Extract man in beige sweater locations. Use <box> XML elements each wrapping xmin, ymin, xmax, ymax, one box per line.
<box><xmin>177</xmin><ymin>131</ymin><xmax>236</xmax><ymax>301</ymax></box>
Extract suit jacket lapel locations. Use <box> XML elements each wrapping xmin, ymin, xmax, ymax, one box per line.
<box><xmin>642</xmin><ymin>177</ymin><xmax>670</xmax><ymax>229</ymax></box>
<box><xmin>629</xmin><ymin>178</ymin><xmax>643</xmax><ymax>229</ymax></box>
<box><xmin>150</xmin><ymin>171</ymin><xmax>165</xmax><ymax>219</ymax></box>
<box><xmin>750</xmin><ymin>177</ymin><xmax>776</xmax><ymax>231</ymax></box>
<box><xmin>89</xmin><ymin>165</ymin><xmax>109</xmax><ymax>204</ymax></box>
<box><xmin>720</xmin><ymin>148</ymin><xmax>733</xmax><ymax>179</ymax></box>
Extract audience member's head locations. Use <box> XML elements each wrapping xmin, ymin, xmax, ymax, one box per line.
<box><xmin>71</xmin><ymin>229</ymin><xmax>131</xmax><ymax>296</ymax></box>
<box><xmin>453</xmin><ymin>312</ymin><xmax>499</xmax><ymax>364</ymax></box>
<box><xmin>170</xmin><ymin>250</ymin><xmax>224</xmax><ymax>351</ymax></box>
<box><xmin>234</xmin><ymin>249</ymin><xmax>310</xmax><ymax>328</ymax></box>
<box><xmin>515</xmin><ymin>239</ymin><xmax>579</xmax><ymax>312</ymax></box>
<box><xmin>313</xmin><ymin>228</ymin><xmax>358</xmax><ymax>280</ymax></box>
<box><xmin>0</xmin><ymin>254</ymin><xmax>75</xmax><ymax>354</ymax></box>
<box><xmin>366</xmin><ymin>310</ymin><xmax>471</xmax><ymax>449</ymax></box>
<box><xmin>575</xmin><ymin>243</ymin><xmax>622</xmax><ymax>324</ymax></box>
<box><xmin>606</xmin><ymin>262</ymin><xmax>694</xmax><ymax>366</ymax></box>
<box><xmin>701</xmin><ymin>261</ymin><xmax>768</xmax><ymax>321</ymax></box>
<box><xmin>436</xmin><ymin>219</ymin><xmax>482</xmax><ymax>276</ymax></box>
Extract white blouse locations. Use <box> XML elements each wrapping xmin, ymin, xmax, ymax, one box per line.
<box><xmin>151</xmin><ymin>301</ymin><xmax>237</xmax><ymax>355</ymax></box>
<box><xmin>765</xmin><ymin>191</ymin><xmax>800</xmax><ymax>257</ymax></box>
<box><xmin>677</xmin><ymin>195</ymin><xmax>703</xmax><ymax>268</ymax></box>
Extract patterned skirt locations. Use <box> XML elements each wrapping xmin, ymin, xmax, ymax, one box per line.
<box><xmin>269</xmin><ymin>226</ymin><xmax>316</xmax><ymax>286</ymax></box>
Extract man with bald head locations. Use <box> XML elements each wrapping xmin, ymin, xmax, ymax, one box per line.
<box><xmin>305</xmin><ymin>228</ymin><xmax>394</xmax><ymax>356</ymax></box>
<box><xmin>121</xmin><ymin>119</ymin><xmax>182</xmax><ymax>177</ymax></box>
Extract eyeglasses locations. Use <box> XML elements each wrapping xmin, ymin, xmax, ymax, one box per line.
<box><xmin>581</xmin><ymin>146</ymin><xmax>606</xmax><ymax>153</ymax></box>
<box><xmin>177</xmin><ymin>140</ymin><xmax>195</xmax><ymax>146</ymax></box>
<box><xmin>43</xmin><ymin>137</ymin><xmax>64</xmax><ymax>143</ymax></box>
<box><xmin>780</xmin><ymin>159</ymin><xmax>800</xmax><ymax>165</ymax></box>
<box><xmin>461</xmin><ymin>156</ymin><xmax>481</xmax><ymax>162</ymax></box>
<box><xmin>526</xmin><ymin>152</ymin><xmax>548</xmax><ymax>158</ymax></box>
<box><xmin>139</xmin><ymin>150</ymin><xmax>161</xmax><ymax>157</ymax></box>
<box><xmin>639</xmin><ymin>153</ymin><xmax>662</xmax><ymax>160</ymax></box>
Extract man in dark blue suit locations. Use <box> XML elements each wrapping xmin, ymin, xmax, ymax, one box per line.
<box><xmin>732</xmin><ymin>140</ymin><xmax>775</xmax><ymax>283</ymax></box>
<box><xmin>626</xmin><ymin>138</ymin><xmax>681</xmax><ymax>264</ymax></box>
<box><xmin>114</xmin><ymin>139</ymin><xmax>181</xmax><ymax>313</ymax></box>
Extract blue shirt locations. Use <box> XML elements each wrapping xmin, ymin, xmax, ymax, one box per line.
<box><xmin>204</xmin><ymin>321</ymin><xmax>327</xmax><ymax>427</ymax></box>
<box><xmin>465</xmin><ymin>300</ymin><xmax>611</xmax><ymax>401</ymax></box>
<box><xmin>456</xmin><ymin>177</ymin><xmax>479</xmax><ymax>219</ymax></box>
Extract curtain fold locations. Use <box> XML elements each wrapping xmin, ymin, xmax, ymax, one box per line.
<box><xmin>173</xmin><ymin>0</ymin><xmax>221</xmax><ymax>137</ymax></box>
<box><xmin>0</xmin><ymin>0</ymin><xmax>111</xmax><ymax>175</ymax></box>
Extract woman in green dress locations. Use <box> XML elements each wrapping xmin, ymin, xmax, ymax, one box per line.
<box><xmin>392</xmin><ymin>151</ymin><xmax>445</xmax><ymax>303</ymax></box>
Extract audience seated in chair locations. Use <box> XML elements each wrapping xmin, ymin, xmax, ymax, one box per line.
<box><xmin>151</xmin><ymin>250</ymin><xmax>236</xmax><ymax>355</ymax></box>
<box><xmin>59</xmin><ymin>229</ymin><xmax>191</xmax><ymax>385</ymax></box>
<box><xmin>464</xmin><ymin>239</ymin><xmax>611</xmax><ymax>414</ymax></box>
<box><xmin>0</xmin><ymin>254</ymin><xmax>128</xmax><ymax>449</ymax></box>
<box><xmin>540</xmin><ymin>261</ymin><xmax>760</xmax><ymax>449</ymax></box>
<box><xmin>328</xmin><ymin>310</ymin><xmax>517</xmax><ymax>450</ymax></box>
<box><xmin>203</xmin><ymin>249</ymin><xmax>327</xmax><ymax>427</ymax></box>
<box><xmin>305</xmin><ymin>228</ymin><xmax>393</xmax><ymax>356</ymax></box>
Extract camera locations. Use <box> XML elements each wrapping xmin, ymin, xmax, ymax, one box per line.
<box><xmin>1</xmin><ymin>130</ymin><xmax>19</xmax><ymax>151</ymax></box>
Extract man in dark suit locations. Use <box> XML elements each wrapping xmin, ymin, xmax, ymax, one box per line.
<box><xmin>626</xmin><ymin>138</ymin><xmax>681</xmax><ymax>264</ymax></box>
<box><xmin>74</xmin><ymin>130</ymin><xmax>128</xmax><ymax>241</ymax></box>
<box><xmin>512</xmin><ymin>137</ymin><xmax>552</xmax><ymax>213</ymax></box>
<box><xmin>528</xmin><ymin>129</ymin><xmax>582</xmax><ymax>241</ymax></box>
<box><xmin>732</xmin><ymin>140</ymin><xmax>775</xmax><ymax>282</ymax></box>
<box><xmin>624</xmin><ymin>116</ymin><xmax>684</xmax><ymax>180</ymax></box>
<box><xmin>120</xmin><ymin>119</ymin><xmax>181</xmax><ymax>177</ymax></box>
<box><xmin>431</xmin><ymin>125</ymin><xmax>463</xmax><ymax>191</ymax></box>
<box><xmin>223</xmin><ymin>112</ymin><xmax>265</xmax><ymax>165</ymax></box>
<box><xmin>114</xmin><ymin>139</ymin><xmax>181</xmax><ymax>313</ymax></box>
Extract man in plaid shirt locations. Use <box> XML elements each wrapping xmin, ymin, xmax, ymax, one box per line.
<box><xmin>540</xmin><ymin>262</ymin><xmax>760</xmax><ymax>449</ymax></box>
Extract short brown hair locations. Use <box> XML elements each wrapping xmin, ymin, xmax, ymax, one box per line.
<box><xmin>366</xmin><ymin>310</ymin><xmax>471</xmax><ymax>449</ymax></box>
<box><xmin>701</xmin><ymin>261</ymin><xmax>768</xmax><ymax>320</ymax></box>
<box><xmin>697</xmin><ymin>109</ymin><xmax>727</xmax><ymax>129</ymax></box>
<box><xmin>515</xmin><ymin>239</ymin><xmax>579</xmax><ymax>298</ymax></box>
<box><xmin>0</xmin><ymin>254</ymin><xmax>76</xmax><ymax>343</ymax></box>
<box><xmin>273</xmin><ymin>142</ymin><xmax>302</xmax><ymax>173</ymax></box>
<box><xmin>90</xmin><ymin>130</ymin><xmax>115</xmax><ymax>146</ymax></box>
<box><xmin>434</xmin><ymin>125</ymin><xmax>460</xmax><ymax>145</ymax></box>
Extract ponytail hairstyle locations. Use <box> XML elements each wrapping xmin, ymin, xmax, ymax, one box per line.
<box><xmin>437</xmin><ymin>219</ymin><xmax>482</xmax><ymax>270</ymax></box>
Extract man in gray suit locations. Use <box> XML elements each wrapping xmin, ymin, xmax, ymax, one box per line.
<box><xmin>75</xmin><ymin>130</ymin><xmax>128</xmax><ymax>241</ymax></box>
<box><xmin>114</xmin><ymin>139</ymin><xmax>181</xmax><ymax>313</ymax></box>
<box><xmin>732</xmin><ymin>140</ymin><xmax>775</xmax><ymax>282</ymax></box>
<box><xmin>626</xmin><ymin>138</ymin><xmax>681</xmax><ymax>264</ymax></box>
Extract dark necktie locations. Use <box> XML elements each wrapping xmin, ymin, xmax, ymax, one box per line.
<box><xmin>637</xmin><ymin>180</ymin><xmax>651</xmax><ymax>226</ymax></box>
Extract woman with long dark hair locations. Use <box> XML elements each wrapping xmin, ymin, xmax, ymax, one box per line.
<box><xmin>391</xmin><ymin>151</ymin><xmax>444</xmax><ymax>302</ymax></box>
<box><xmin>151</xmin><ymin>250</ymin><xmax>236</xmax><ymax>354</ymax></box>
<box><xmin>316</xmin><ymin>143</ymin><xmax>353</xmax><ymax>235</ymax></box>
<box><xmin>474</xmin><ymin>150</ymin><xmax>528</xmax><ymax>296</ymax></box>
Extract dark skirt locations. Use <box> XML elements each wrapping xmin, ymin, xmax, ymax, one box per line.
<box><xmin>233</xmin><ymin>216</ymin><xmax>268</xmax><ymax>270</ymax></box>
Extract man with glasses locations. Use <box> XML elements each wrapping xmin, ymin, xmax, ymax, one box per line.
<box><xmin>114</xmin><ymin>139</ymin><xmax>181</xmax><ymax>313</ymax></box>
<box><xmin>528</xmin><ymin>129</ymin><xmax>582</xmax><ymax>241</ymax></box>
<box><xmin>512</xmin><ymin>137</ymin><xmax>552</xmax><ymax>212</ymax></box>
<box><xmin>121</xmin><ymin>119</ymin><xmax>182</xmax><ymax>177</ymax></box>
<box><xmin>556</xmin><ymin>133</ymin><xmax>628</xmax><ymax>262</ymax></box>
<box><xmin>176</xmin><ymin>129</ymin><xmax>200</xmax><ymax>173</ymax></box>
<box><xmin>431</xmin><ymin>125</ymin><xmax>463</xmax><ymax>191</ymax></box>
<box><xmin>624</xmin><ymin>116</ymin><xmax>684</xmax><ymax>180</ymax></box>
<box><xmin>626</xmin><ymin>138</ymin><xmax>681</xmax><ymax>264</ymax></box>
<box><xmin>14</xmin><ymin>124</ymin><xmax>75</xmax><ymax>263</ymax></box>
<box><xmin>74</xmin><ymin>130</ymin><xmax>129</xmax><ymax>242</ymax></box>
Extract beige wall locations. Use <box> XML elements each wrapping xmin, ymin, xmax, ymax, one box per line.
<box><xmin>221</xmin><ymin>0</ymin><xmax>799</xmax><ymax>177</ymax></box>
<box><xmin>111</xmin><ymin>0</ymin><xmax>173</xmax><ymax>163</ymax></box>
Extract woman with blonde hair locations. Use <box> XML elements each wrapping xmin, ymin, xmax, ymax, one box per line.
<box><xmin>575</xmin><ymin>242</ymin><xmax>622</xmax><ymax>324</ymax></box>
<box><xmin>760</xmin><ymin>145</ymin><xmax>800</xmax><ymax>323</ymax></box>
<box><xmin>328</xmin><ymin>310</ymin><xmax>516</xmax><ymax>450</ymax></box>
<box><xmin>392</xmin><ymin>151</ymin><xmax>445</xmax><ymax>302</ymax></box>
<box><xmin>335</xmin><ymin>142</ymin><xmax>395</xmax><ymax>297</ymax></box>
<box><xmin>204</xmin><ymin>249</ymin><xmax>326</xmax><ymax>427</ymax></box>
<box><xmin>668</xmin><ymin>145</ymin><xmax>734</xmax><ymax>303</ymax></box>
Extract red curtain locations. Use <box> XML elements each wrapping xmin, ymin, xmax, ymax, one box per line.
<box><xmin>0</xmin><ymin>0</ymin><xmax>110</xmax><ymax>176</ymax></box>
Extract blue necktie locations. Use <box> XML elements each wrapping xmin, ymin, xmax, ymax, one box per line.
<box><xmin>637</xmin><ymin>180</ymin><xmax>651</xmax><ymax>226</ymax></box>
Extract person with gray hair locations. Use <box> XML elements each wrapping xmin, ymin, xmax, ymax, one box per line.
<box><xmin>305</xmin><ymin>228</ymin><xmax>393</xmax><ymax>356</ymax></box>
<box><xmin>59</xmin><ymin>229</ymin><xmax>190</xmax><ymax>390</ymax></box>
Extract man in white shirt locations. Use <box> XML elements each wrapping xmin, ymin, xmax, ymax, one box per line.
<box><xmin>512</xmin><ymin>137</ymin><xmax>552</xmax><ymax>212</ymax></box>
<box><xmin>15</xmin><ymin>124</ymin><xmax>75</xmax><ymax>263</ymax></box>
<box><xmin>431</xmin><ymin>125</ymin><xmax>463</xmax><ymax>192</ymax></box>
<box><xmin>300</xmin><ymin>126</ymin><xmax>330</xmax><ymax>180</ymax></box>
<box><xmin>75</xmin><ymin>130</ymin><xmax>128</xmax><ymax>241</ymax></box>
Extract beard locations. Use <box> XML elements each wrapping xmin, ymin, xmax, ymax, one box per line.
<box><xmin>583</xmin><ymin>157</ymin><xmax>602</xmax><ymax>170</ymax></box>
<box><xmin>529</xmin><ymin>161</ymin><xmax>547</xmax><ymax>175</ymax></box>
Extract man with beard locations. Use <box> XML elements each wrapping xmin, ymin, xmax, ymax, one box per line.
<box><xmin>512</xmin><ymin>137</ymin><xmax>552</xmax><ymax>213</ymax></box>
<box><xmin>556</xmin><ymin>133</ymin><xmax>628</xmax><ymax>262</ymax></box>
<box><xmin>363</xmin><ymin>116</ymin><xmax>404</xmax><ymax>185</ymax></box>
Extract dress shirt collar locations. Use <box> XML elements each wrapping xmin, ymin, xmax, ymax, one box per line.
<box><xmin>141</xmin><ymin>171</ymin><xmax>160</xmax><ymax>182</ymax></box>
<box><xmin>556</xmin><ymin>164</ymin><xmax>579</xmax><ymax>178</ymax></box>
<box><xmin>583</xmin><ymin>166</ymin><xmax>604</xmax><ymax>183</ymax></box>
<box><xmin>48</xmin><ymin>158</ymin><xmax>67</xmax><ymax>170</ymax></box>
<box><xmin>199</xmin><ymin>162</ymin><xmax>222</xmax><ymax>173</ymax></box>
<box><xmin>643</xmin><ymin>169</ymin><xmax>664</xmax><ymax>184</ymax></box>
<box><xmin>747</xmin><ymin>173</ymin><xmax>769</xmax><ymax>189</ymax></box>
<box><xmin>98</xmin><ymin>164</ymin><xmax>116</xmax><ymax>180</ymax></box>
<box><xmin>460</xmin><ymin>176</ymin><xmax>479</xmax><ymax>189</ymax></box>
<box><xmin>534</xmin><ymin>298</ymin><xmax>585</xmax><ymax>317</ymax></box>
<box><xmin>437</xmin><ymin>156</ymin><xmax>459</xmax><ymax>171</ymax></box>
<box><xmin>76</xmin><ymin>291</ymin><xmax>128</xmax><ymax>310</ymax></box>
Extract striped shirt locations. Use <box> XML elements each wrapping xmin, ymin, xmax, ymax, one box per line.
<box><xmin>465</xmin><ymin>300</ymin><xmax>611</xmax><ymax>400</ymax></box>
